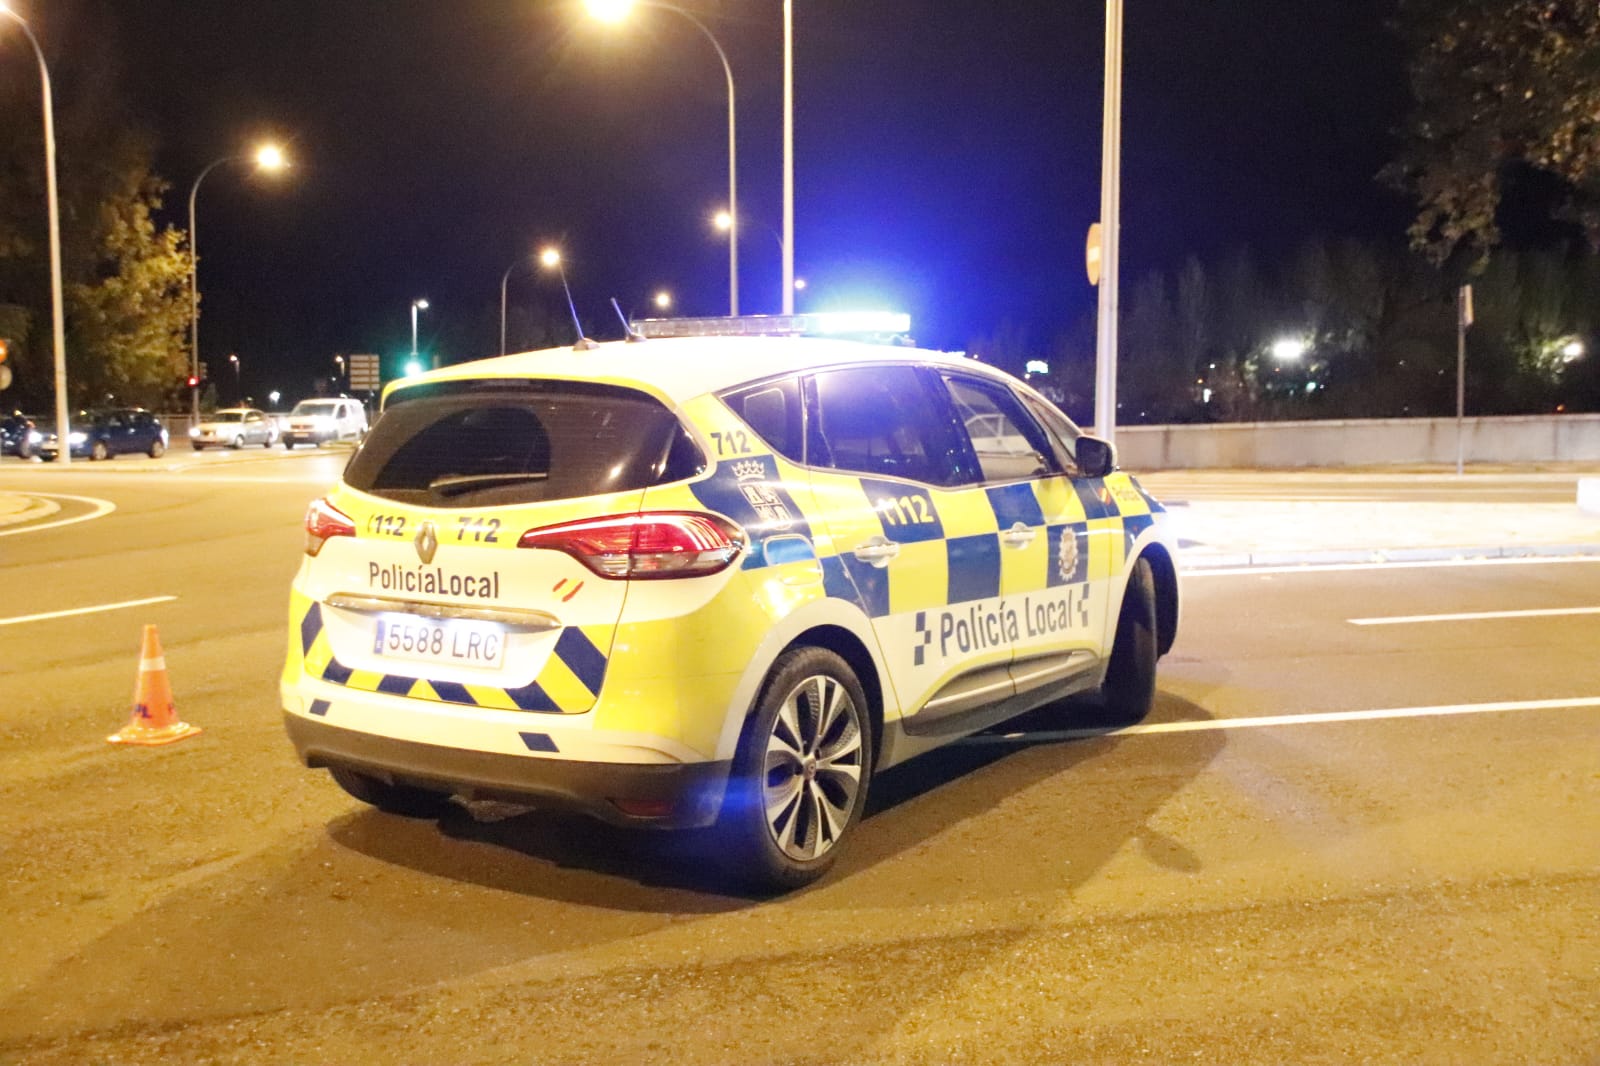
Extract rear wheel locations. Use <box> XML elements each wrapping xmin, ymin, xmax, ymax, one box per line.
<box><xmin>1100</xmin><ymin>557</ymin><xmax>1158</xmax><ymax>721</ymax></box>
<box><xmin>230</xmin><ymin>435</ymin><xmax>244</xmax><ymax>449</ymax></box>
<box><xmin>328</xmin><ymin>766</ymin><xmax>452</xmax><ymax>819</ymax></box>
<box><xmin>718</xmin><ymin>647</ymin><xmax>872</xmax><ymax>893</ymax></box>
<box><xmin>148</xmin><ymin>438</ymin><xmax>165</xmax><ymax>458</ymax></box>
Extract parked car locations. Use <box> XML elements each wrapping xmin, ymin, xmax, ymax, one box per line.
<box><xmin>281</xmin><ymin>317</ymin><xmax>1180</xmax><ymax>891</ymax></box>
<box><xmin>281</xmin><ymin>397</ymin><xmax>367</xmax><ymax>449</ymax></box>
<box><xmin>2</xmin><ymin>411</ymin><xmax>40</xmax><ymax>459</ymax></box>
<box><xmin>38</xmin><ymin>408</ymin><xmax>168</xmax><ymax>461</ymax></box>
<box><xmin>189</xmin><ymin>407</ymin><xmax>278</xmax><ymax>450</ymax></box>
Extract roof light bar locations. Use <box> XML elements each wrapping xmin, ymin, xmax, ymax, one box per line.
<box><xmin>633</xmin><ymin>311</ymin><xmax>911</xmax><ymax>340</ymax></box>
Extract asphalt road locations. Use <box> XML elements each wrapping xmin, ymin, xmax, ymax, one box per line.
<box><xmin>1</xmin><ymin>457</ymin><xmax>1596</xmax><ymax>1064</ymax></box>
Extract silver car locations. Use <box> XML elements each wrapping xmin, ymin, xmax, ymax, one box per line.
<box><xmin>189</xmin><ymin>407</ymin><xmax>278</xmax><ymax>450</ymax></box>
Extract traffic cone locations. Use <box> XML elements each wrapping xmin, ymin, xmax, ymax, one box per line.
<box><xmin>107</xmin><ymin>624</ymin><xmax>202</xmax><ymax>746</ymax></box>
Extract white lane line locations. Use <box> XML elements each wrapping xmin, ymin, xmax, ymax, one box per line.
<box><xmin>0</xmin><ymin>595</ymin><xmax>177</xmax><ymax>628</ymax></box>
<box><xmin>0</xmin><ymin>493</ymin><xmax>116</xmax><ymax>537</ymax></box>
<box><xmin>1350</xmin><ymin>606</ymin><xmax>1600</xmax><ymax>626</ymax></box>
<box><xmin>962</xmin><ymin>696</ymin><xmax>1600</xmax><ymax>745</ymax></box>
<box><xmin>1185</xmin><ymin>555</ymin><xmax>1600</xmax><ymax>577</ymax></box>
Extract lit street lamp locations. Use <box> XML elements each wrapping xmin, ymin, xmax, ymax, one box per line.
<box><xmin>654</xmin><ymin>290</ymin><xmax>672</xmax><ymax>311</ymax></box>
<box><xmin>227</xmin><ymin>353</ymin><xmax>240</xmax><ymax>403</ymax></box>
<box><xmin>410</xmin><ymin>298</ymin><xmax>429</xmax><ymax>368</ymax></box>
<box><xmin>1271</xmin><ymin>338</ymin><xmax>1308</xmax><ymax>362</ymax></box>
<box><xmin>587</xmin><ymin>0</ymin><xmax>739</xmax><ymax>316</ymax></box>
<box><xmin>188</xmin><ymin>142</ymin><xmax>288</xmax><ymax>421</ymax></box>
<box><xmin>1</xmin><ymin>3</ymin><xmax>70</xmax><ymax>464</ymax></box>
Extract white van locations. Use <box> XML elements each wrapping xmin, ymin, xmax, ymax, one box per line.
<box><xmin>282</xmin><ymin>398</ymin><xmax>368</xmax><ymax>449</ymax></box>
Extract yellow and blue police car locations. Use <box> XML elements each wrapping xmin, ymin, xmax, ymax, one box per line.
<box><xmin>281</xmin><ymin>315</ymin><xmax>1180</xmax><ymax>891</ymax></box>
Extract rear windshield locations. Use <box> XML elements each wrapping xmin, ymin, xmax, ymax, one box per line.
<box><xmin>344</xmin><ymin>379</ymin><xmax>705</xmax><ymax>507</ymax></box>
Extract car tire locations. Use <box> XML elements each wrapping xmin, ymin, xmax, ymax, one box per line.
<box><xmin>328</xmin><ymin>766</ymin><xmax>452</xmax><ymax>819</ymax></box>
<box><xmin>283</xmin><ymin>441</ymin><xmax>294</xmax><ymax>450</ymax></box>
<box><xmin>1100</xmin><ymin>556</ymin><xmax>1158</xmax><ymax>722</ymax></box>
<box><xmin>90</xmin><ymin>440</ymin><xmax>108</xmax><ymax>461</ymax></box>
<box><xmin>148</xmin><ymin>438</ymin><xmax>166</xmax><ymax>459</ymax></box>
<box><xmin>230</xmin><ymin>435</ymin><xmax>244</xmax><ymax>449</ymax></box>
<box><xmin>716</xmin><ymin>646</ymin><xmax>873</xmax><ymax>893</ymax></box>
<box><xmin>192</xmin><ymin>442</ymin><xmax>204</xmax><ymax>451</ymax></box>
<box><xmin>16</xmin><ymin>440</ymin><xmax>32</xmax><ymax>460</ymax></box>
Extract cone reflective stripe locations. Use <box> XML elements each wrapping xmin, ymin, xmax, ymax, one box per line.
<box><xmin>108</xmin><ymin>624</ymin><xmax>201</xmax><ymax>746</ymax></box>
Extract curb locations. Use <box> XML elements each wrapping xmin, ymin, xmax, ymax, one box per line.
<box><xmin>1180</xmin><ymin>542</ymin><xmax>1600</xmax><ymax>571</ymax></box>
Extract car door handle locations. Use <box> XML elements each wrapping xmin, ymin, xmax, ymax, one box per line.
<box><xmin>852</xmin><ymin>537</ymin><xmax>901</xmax><ymax>568</ymax></box>
<box><xmin>1000</xmin><ymin>522</ymin><xmax>1037</xmax><ymax>549</ymax></box>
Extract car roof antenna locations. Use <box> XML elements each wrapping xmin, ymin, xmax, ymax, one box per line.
<box><xmin>610</xmin><ymin>298</ymin><xmax>646</xmax><ymax>343</ymax></box>
<box><xmin>556</xmin><ymin>273</ymin><xmax>599</xmax><ymax>351</ymax></box>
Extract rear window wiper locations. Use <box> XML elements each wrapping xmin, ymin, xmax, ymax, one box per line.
<box><xmin>427</xmin><ymin>472</ymin><xmax>549</xmax><ymax>496</ymax></box>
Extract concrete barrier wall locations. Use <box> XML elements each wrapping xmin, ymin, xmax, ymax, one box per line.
<box><xmin>1114</xmin><ymin>414</ymin><xmax>1600</xmax><ymax>470</ymax></box>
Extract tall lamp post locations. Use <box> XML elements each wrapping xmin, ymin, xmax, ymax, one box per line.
<box><xmin>227</xmin><ymin>353</ymin><xmax>240</xmax><ymax>404</ymax></box>
<box><xmin>500</xmin><ymin>252</ymin><xmax>535</xmax><ymax>356</ymax></box>
<box><xmin>782</xmin><ymin>0</ymin><xmax>794</xmax><ymax>315</ymax></box>
<box><xmin>586</xmin><ymin>0</ymin><xmax>738</xmax><ymax>316</ymax></box>
<box><xmin>410</xmin><ymin>298</ymin><xmax>430</xmax><ymax>368</ymax></box>
<box><xmin>1</xmin><ymin>3</ymin><xmax>70</xmax><ymax>464</ymax></box>
<box><xmin>1093</xmin><ymin>0</ymin><xmax>1124</xmax><ymax>445</ymax></box>
<box><xmin>188</xmin><ymin>143</ymin><xmax>287</xmax><ymax>421</ymax></box>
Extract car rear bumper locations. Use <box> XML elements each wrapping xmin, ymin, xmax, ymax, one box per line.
<box><xmin>283</xmin><ymin>707</ymin><xmax>732</xmax><ymax>829</ymax></box>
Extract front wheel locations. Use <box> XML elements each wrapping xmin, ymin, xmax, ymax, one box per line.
<box><xmin>328</xmin><ymin>766</ymin><xmax>452</xmax><ymax>819</ymax></box>
<box><xmin>148</xmin><ymin>438</ymin><xmax>166</xmax><ymax>458</ymax></box>
<box><xmin>191</xmin><ymin>442</ymin><xmax>204</xmax><ymax>452</ymax></box>
<box><xmin>230</xmin><ymin>435</ymin><xmax>244</xmax><ymax>449</ymax></box>
<box><xmin>283</xmin><ymin>440</ymin><xmax>294</xmax><ymax>450</ymax></box>
<box><xmin>90</xmin><ymin>440</ymin><xmax>108</xmax><ymax>461</ymax></box>
<box><xmin>1100</xmin><ymin>557</ymin><xmax>1158</xmax><ymax>722</ymax></box>
<box><xmin>717</xmin><ymin>647</ymin><xmax>873</xmax><ymax>893</ymax></box>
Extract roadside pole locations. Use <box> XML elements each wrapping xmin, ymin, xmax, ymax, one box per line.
<box><xmin>1456</xmin><ymin>284</ymin><xmax>1472</xmax><ymax>477</ymax></box>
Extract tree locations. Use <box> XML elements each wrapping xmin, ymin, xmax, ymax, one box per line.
<box><xmin>0</xmin><ymin>0</ymin><xmax>190</xmax><ymax>409</ymax></box>
<box><xmin>1388</xmin><ymin>0</ymin><xmax>1600</xmax><ymax>263</ymax></box>
<box><xmin>66</xmin><ymin>164</ymin><xmax>192</xmax><ymax>407</ymax></box>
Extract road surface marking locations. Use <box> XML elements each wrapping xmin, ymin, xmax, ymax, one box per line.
<box><xmin>0</xmin><ymin>493</ymin><xmax>116</xmax><ymax>537</ymax></box>
<box><xmin>1185</xmin><ymin>556</ymin><xmax>1600</xmax><ymax>577</ymax></box>
<box><xmin>964</xmin><ymin>696</ymin><xmax>1600</xmax><ymax>746</ymax></box>
<box><xmin>0</xmin><ymin>595</ymin><xmax>177</xmax><ymax>628</ymax></box>
<box><xmin>1350</xmin><ymin>606</ymin><xmax>1600</xmax><ymax>626</ymax></box>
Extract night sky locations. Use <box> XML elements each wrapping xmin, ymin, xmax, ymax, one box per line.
<box><xmin>99</xmin><ymin>0</ymin><xmax>1410</xmax><ymax>399</ymax></box>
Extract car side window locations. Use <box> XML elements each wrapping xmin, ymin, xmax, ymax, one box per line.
<box><xmin>1020</xmin><ymin>396</ymin><xmax>1084</xmax><ymax>477</ymax></box>
<box><xmin>720</xmin><ymin>376</ymin><xmax>804</xmax><ymax>463</ymax></box>
<box><xmin>808</xmin><ymin>365</ymin><xmax>964</xmax><ymax>486</ymax></box>
<box><xmin>940</xmin><ymin>374</ymin><xmax>1060</xmax><ymax>483</ymax></box>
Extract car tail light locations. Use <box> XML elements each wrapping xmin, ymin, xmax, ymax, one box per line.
<box><xmin>518</xmin><ymin>512</ymin><xmax>744</xmax><ymax>579</ymax></box>
<box><xmin>304</xmin><ymin>497</ymin><xmax>356</xmax><ymax>556</ymax></box>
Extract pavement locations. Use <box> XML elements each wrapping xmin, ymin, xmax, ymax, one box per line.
<box><xmin>2</xmin><ymin>464</ymin><xmax>1597</xmax><ymax>568</ymax></box>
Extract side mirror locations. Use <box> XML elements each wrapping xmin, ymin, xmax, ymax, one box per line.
<box><xmin>1075</xmin><ymin>435</ymin><xmax>1117</xmax><ymax>479</ymax></box>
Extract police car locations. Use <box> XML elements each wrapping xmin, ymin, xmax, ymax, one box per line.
<box><xmin>280</xmin><ymin>314</ymin><xmax>1180</xmax><ymax>891</ymax></box>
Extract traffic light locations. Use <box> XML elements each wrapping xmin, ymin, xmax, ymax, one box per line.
<box><xmin>186</xmin><ymin>374</ymin><xmax>200</xmax><ymax>388</ymax></box>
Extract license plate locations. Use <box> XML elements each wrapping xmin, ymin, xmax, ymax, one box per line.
<box><xmin>372</xmin><ymin>616</ymin><xmax>506</xmax><ymax>671</ymax></box>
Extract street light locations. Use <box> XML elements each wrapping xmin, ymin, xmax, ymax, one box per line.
<box><xmin>654</xmin><ymin>290</ymin><xmax>672</xmax><ymax>311</ymax></box>
<box><xmin>499</xmin><ymin>250</ymin><xmax>538</xmax><ymax>356</ymax></box>
<box><xmin>587</xmin><ymin>0</ymin><xmax>739</xmax><ymax>316</ymax></box>
<box><xmin>1</xmin><ymin>3</ymin><xmax>70</xmax><ymax>465</ymax></box>
<box><xmin>188</xmin><ymin>142</ymin><xmax>288</xmax><ymax>421</ymax></box>
<box><xmin>410</xmin><ymin>298</ymin><xmax>429</xmax><ymax>368</ymax></box>
<box><xmin>540</xmin><ymin>247</ymin><xmax>596</xmax><ymax>349</ymax></box>
<box><xmin>1093</xmin><ymin>0</ymin><xmax>1124</xmax><ymax>445</ymax></box>
<box><xmin>782</xmin><ymin>0</ymin><xmax>794</xmax><ymax>315</ymax></box>
<box><xmin>1271</xmin><ymin>338</ymin><xmax>1308</xmax><ymax>362</ymax></box>
<box><xmin>228</xmin><ymin>353</ymin><xmax>240</xmax><ymax>403</ymax></box>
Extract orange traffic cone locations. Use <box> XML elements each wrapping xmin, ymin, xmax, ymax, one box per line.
<box><xmin>107</xmin><ymin>624</ymin><xmax>202</xmax><ymax>746</ymax></box>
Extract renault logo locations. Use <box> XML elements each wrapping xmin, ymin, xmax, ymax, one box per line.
<box><xmin>413</xmin><ymin>521</ymin><xmax>438</xmax><ymax>564</ymax></box>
